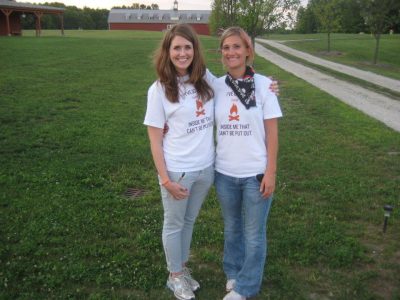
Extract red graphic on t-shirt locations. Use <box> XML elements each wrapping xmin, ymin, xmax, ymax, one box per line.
<box><xmin>229</xmin><ymin>103</ymin><xmax>240</xmax><ymax>121</ymax></box>
<box><xmin>196</xmin><ymin>99</ymin><xmax>205</xmax><ymax>117</ymax></box>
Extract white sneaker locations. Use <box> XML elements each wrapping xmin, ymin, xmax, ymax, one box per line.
<box><xmin>166</xmin><ymin>274</ymin><xmax>195</xmax><ymax>300</ymax></box>
<box><xmin>223</xmin><ymin>290</ymin><xmax>246</xmax><ymax>300</ymax></box>
<box><xmin>182</xmin><ymin>267</ymin><xmax>200</xmax><ymax>291</ymax></box>
<box><xmin>226</xmin><ymin>279</ymin><xmax>236</xmax><ymax>292</ymax></box>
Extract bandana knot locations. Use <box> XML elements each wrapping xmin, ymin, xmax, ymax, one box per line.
<box><xmin>225</xmin><ymin>66</ymin><xmax>256</xmax><ymax>109</ymax></box>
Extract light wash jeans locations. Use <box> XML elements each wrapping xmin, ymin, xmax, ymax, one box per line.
<box><xmin>160</xmin><ymin>165</ymin><xmax>214</xmax><ymax>273</ymax></box>
<box><xmin>215</xmin><ymin>171</ymin><xmax>273</xmax><ymax>298</ymax></box>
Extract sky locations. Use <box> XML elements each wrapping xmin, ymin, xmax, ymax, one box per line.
<box><xmin>22</xmin><ymin>0</ymin><xmax>308</xmax><ymax>10</ymax></box>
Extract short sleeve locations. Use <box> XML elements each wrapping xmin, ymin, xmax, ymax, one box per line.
<box><xmin>143</xmin><ymin>82</ymin><xmax>166</xmax><ymax>128</ymax></box>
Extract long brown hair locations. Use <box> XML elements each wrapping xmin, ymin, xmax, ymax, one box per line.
<box><xmin>154</xmin><ymin>24</ymin><xmax>214</xmax><ymax>103</ymax></box>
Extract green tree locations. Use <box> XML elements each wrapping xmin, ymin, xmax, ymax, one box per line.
<box><xmin>312</xmin><ymin>0</ymin><xmax>341</xmax><ymax>52</ymax></box>
<box><xmin>360</xmin><ymin>0</ymin><xmax>400</xmax><ymax>64</ymax></box>
<box><xmin>64</xmin><ymin>6</ymin><xmax>84</xmax><ymax>29</ymax></box>
<box><xmin>388</xmin><ymin>6</ymin><xmax>400</xmax><ymax>32</ymax></box>
<box><xmin>241</xmin><ymin>0</ymin><xmax>300</xmax><ymax>45</ymax></box>
<box><xmin>209</xmin><ymin>0</ymin><xmax>240</xmax><ymax>35</ymax></box>
<box><xmin>210</xmin><ymin>0</ymin><xmax>300</xmax><ymax>45</ymax></box>
<box><xmin>92</xmin><ymin>9</ymin><xmax>109</xmax><ymax>29</ymax></box>
<box><xmin>296</xmin><ymin>0</ymin><xmax>368</xmax><ymax>34</ymax></box>
<box><xmin>41</xmin><ymin>14</ymin><xmax>58</xmax><ymax>29</ymax></box>
<box><xmin>21</xmin><ymin>14</ymin><xmax>35</xmax><ymax>29</ymax></box>
<box><xmin>40</xmin><ymin>2</ymin><xmax>66</xmax><ymax>29</ymax></box>
<box><xmin>39</xmin><ymin>2</ymin><xmax>109</xmax><ymax>30</ymax></box>
<box><xmin>295</xmin><ymin>5</ymin><xmax>319</xmax><ymax>33</ymax></box>
<box><xmin>114</xmin><ymin>3</ymin><xmax>159</xmax><ymax>9</ymax></box>
<box><xmin>337</xmin><ymin>0</ymin><xmax>365</xmax><ymax>33</ymax></box>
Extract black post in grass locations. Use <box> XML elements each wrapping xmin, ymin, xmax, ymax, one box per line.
<box><xmin>383</xmin><ymin>205</ymin><xmax>394</xmax><ymax>233</ymax></box>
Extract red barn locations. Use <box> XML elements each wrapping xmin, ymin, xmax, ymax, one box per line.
<box><xmin>107</xmin><ymin>1</ymin><xmax>211</xmax><ymax>35</ymax></box>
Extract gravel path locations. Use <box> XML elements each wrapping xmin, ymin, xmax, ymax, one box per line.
<box><xmin>255</xmin><ymin>42</ymin><xmax>400</xmax><ymax>132</ymax></box>
<box><xmin>256</xmin><ymin>38</ymin><xmax>400</xmax><ymax>93</ymax></box>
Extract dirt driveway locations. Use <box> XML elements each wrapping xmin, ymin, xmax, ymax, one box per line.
<box><xmin>255</xmin><ymin>42</ymin><xmax>400</xmax><ymax>132</ymax></box>
<box><xmin>256</xmin><ymin>38</ymin><xmax>400</xmax><ymax>93</ymax></box>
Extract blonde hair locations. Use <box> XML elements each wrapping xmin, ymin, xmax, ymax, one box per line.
<box><xmin>219</xmin><ymin>27</ymin><xmax>254</xmax><ymax>65</ymax></box>
<box><xmin>153</xmin><ymin>23</ymin><xmax>213</xmax><ymax>103</ymax></box>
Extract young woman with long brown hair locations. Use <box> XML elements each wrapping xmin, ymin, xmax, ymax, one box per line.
<box><xmin>144</xmin><ymin>24</ymin><xmax>215</xmax><ymax>300</ymax></box>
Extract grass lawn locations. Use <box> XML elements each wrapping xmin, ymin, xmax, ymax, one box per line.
<box><xmin>1</xmin><ymin>30</ymin><xmax>399</xmax><ymax>299</ymax></box>
<box><xmin>262</xmin><ymin>33</ymin><xmax>400</xmax><ymax>80</ymax></box>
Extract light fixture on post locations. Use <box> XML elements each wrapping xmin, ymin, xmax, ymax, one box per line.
<box><xmin>383</xmin><ymin>205</ymin><xmax>394</xmax><ymax>233</ymax></box>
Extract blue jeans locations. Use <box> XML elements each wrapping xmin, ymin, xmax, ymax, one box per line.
<box><xmin>160</xmin><ymin>165</ymin><xmax>214</xmax><ymax>273</ymax></box>
<box><xmin>215</xmin><ymin>171</ymin><xmax>273</xmax><ymax>298</ymax></box>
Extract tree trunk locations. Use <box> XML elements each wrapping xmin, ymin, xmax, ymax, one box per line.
<box><xmin>327</xmin><ymin>32</ymin><xmax>331</xmax><ymax>52</ymax></box>
<box><xmin>373</xmin><ymin>33</ymin><xmax>381</xmax><ymax>64</ymax></box>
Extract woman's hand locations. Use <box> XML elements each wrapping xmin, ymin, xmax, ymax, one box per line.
<box><xmin>163</xmin><ymin>122</ymin><xmax>169</xmax><ymax>136</ymax></box>
<box><xmin>269</xmin><ymin>78</ymin><xmax>280</xmax><ymax>96</ymax></box>
<box><xmin>260</xmin><ymin>172</ymin><xmax>276</xmax><ymax>198</ymax></box>
<box><xmin>164</xmin><ymin>181</ymin><xmax>189</xmax><ymax>200</ymax></box>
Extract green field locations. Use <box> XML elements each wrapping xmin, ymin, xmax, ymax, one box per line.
<box><xmin>1</xmin><ymin>30</ymin><xmax>399</xmax><ymax>299</ymax></box>
<box><xmin>262</xmin><ymin>33</ymin><xmax>400</xmax><ymax>80</ymax></box>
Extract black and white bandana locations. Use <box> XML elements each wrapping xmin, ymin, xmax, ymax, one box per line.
<box><xmin>225</xmin><ymin>66</ymin><xmax>256</xmax><ymax>109</ymax></box>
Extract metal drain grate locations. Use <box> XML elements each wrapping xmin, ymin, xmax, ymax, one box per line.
<box><xmin>123</xmin><ymin>188</ymin><xmax>149</xmax><ymax>199</ymax></box>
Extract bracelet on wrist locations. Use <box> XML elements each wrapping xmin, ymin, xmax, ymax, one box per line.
<box><xmin>161</xmin><ymin>179</ymin><xmax>170</xmax><ymax>186</ymax></box>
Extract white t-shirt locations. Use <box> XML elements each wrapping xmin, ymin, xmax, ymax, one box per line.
<box><xmin>144</xmin><ymin>71</ymin><xmax>215</xmax><ymax>172</ymax></box>
<box><xmin>214</xmin><ymin>74</ymin><xmax>283</xmax><ymax>177</ymax></box>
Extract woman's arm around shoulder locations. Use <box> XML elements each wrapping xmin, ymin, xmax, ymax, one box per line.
<box><xmin>205</xmin><ymin>68</ymin><xmax>217</xmax><ymax>84</ymax></box>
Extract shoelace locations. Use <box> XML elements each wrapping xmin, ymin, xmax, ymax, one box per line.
<box><xmin>177</xmin><ymin>274</ymin><xmax>192</xmax><ymax>290</ymax></box>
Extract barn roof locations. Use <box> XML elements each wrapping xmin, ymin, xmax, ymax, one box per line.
<box><xmin>108</xmin><ymin>9</ymin><xmax>210</xmax><ymax>24</ymax></box>
<box><xmin>0</xmin><ymin>0</ymin><xmax>64</xmax><ymax>12</ymax></box>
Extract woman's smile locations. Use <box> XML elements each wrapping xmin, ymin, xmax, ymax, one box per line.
<box><xmin>169</xmin><ymin>35</ymin><xmax>194</xmax><ymax>76</ymax></box>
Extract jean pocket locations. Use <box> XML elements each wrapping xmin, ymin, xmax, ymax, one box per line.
<box><xmin>256</xmin><ymin>173</ymin><xmax>264</xmax><ymax>183</ymax></box>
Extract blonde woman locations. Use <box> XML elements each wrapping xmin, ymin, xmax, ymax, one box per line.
<box><xmin>214</xmin><ymin>27</ymin><xmax>282</xmax><ymax>300</ymax></box>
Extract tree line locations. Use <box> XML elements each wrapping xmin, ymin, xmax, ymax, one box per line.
<box><xmin>210</xmin><ymin>0</ymin><xmax>400</xmax><ymax>64</ymax></box>
<box><xmin>209</xmin><ymin>0</ymin><xmax>301</xmax><ymax>45</ymax></box>
<box><xmin>296</xmin><ymin>0</ymin><xmax>400</xmax><ymax>34</ymax></box>
<box><xmin>21</xmin><ymin>2</ymin><xmax>159</xmax><ymax>30</ymax></box>
<box><xmin>113</xmin><ymin>3</ymin><xmax>159</xmax><ymax>10</ymax></box>
<box><xmin>295</xmin><ymin>0</ymin><xmax>400</xmax><ymax>63</ymax></box>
